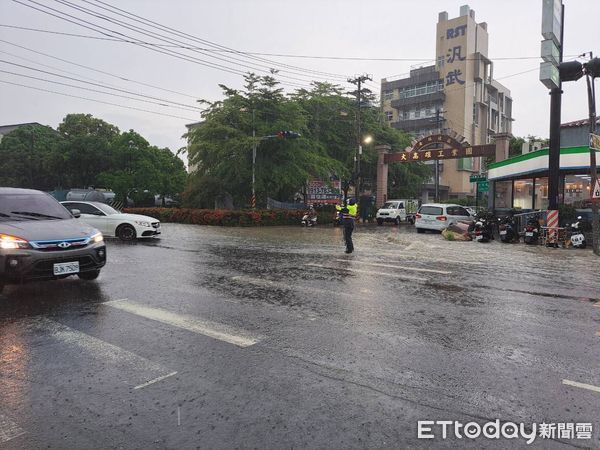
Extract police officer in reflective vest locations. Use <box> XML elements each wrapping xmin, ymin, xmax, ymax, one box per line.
<box><xmin>341</xmin><ymin>199</ymin><xmax>357</xmax><ymax>253</ymax></box>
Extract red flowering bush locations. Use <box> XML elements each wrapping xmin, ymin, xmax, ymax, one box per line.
<box><xmin>123</xmin><ymin>208</ymin><xmax>309</xmax><ymax>226</ymax></box>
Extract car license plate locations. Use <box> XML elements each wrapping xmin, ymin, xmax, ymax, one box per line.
<box><xmin>53</xmin><ymin>261</ymin><xmax>79</xmax><ymax>275</ymax></box>
<box><xmin>525</xmin><ymin>232</ymin><xmax>533</xmax><ymax>237</ymax></box>
<box><xmin>500</xmin><ymin>230</ymin><xmax>507</xmax><ymax>235</ymax></box>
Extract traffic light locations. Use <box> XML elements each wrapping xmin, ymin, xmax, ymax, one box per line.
<box><xmin>559</xmin><ymin>60</ymin><xmax>584</xmax><ymax>82</ymax></box>
<box><xmin>276</xmin><ymin>130</ymin><xmax>301</xmax><ymax>139</ymax></box>
<box><xmin>584</xmin><ymin>57</ymin><xmax>600</xmax><ymax>78</ymax></box>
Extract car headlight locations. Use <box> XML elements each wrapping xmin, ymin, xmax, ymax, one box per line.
<box><xmin>0</xmin><ymin>234</ymin><xmax>30</xmax><ymax>249</ymax></box>
<box><xmin>134</xmin><ymin>220</ymin><xmax>152</xmax><ymax>227</ymax></box>
<box><xmin>91</xmin><ymin>232</ymin><xmax>104</xmax><ymax>243</ymax></box>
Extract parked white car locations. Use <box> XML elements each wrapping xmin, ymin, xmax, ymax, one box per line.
<box><xmin>61</xmin><ymin>201</ymin><xmax>160</xmax><ymax>241</ymax></box>
<box><xmin>376</xmin><ymin>199</ymin><xmax>418</xmax><ymax>225</ymax></box>
<box><xmin>414</xmin><ymin>203</ymin><xmax>473</xmax><ymax>233</ymax></box>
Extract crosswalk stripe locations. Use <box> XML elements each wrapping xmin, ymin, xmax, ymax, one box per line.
<box><xmin>333</xmin><ymin>259</ymin><xmax>451</xmax><ymax>274</ymax></box>
<box><xmin>28</xmin><ymin>318</ymin><xmax>171</xmax><ymax>386</ymax></box>
<box><xmin>103</xmin><ymin>299</ymin><xmax>258</xmax><ymax>348</ymax></box>
<box><xmin>305</xmin><ymin>263</ymin><xmax>426</xmax><ymax>281</ymax></box>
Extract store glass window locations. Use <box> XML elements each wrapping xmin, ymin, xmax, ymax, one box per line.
<box><xmin>495</xmin><ymin>180</ymin><xmax>512</xmax><ymax>208</ymax></box>
<box><xmin>513</xmin><ymin>179</ymin><xmax>533</xmax><ymax>209</ymax></box>
<box><xmin>564</xmin><ymin>174</ymin><xmax>592</xmax><ymax>205</ymax></box>
<box><xmin>534</xmin><ymin>177</ymin><xmax>548</xmax><ymax>210</ymax></box>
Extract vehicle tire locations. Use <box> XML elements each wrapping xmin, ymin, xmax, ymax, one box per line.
<box><xmin>376</xmin><ymin>218</ymin><xmax>383</xmax><ymax>226</ymax></box>
<box><xmin>394</xmin><ymin>217</ymin><xmax>400</xmax><ymax>225</ymax></box>
<box><xmin>117</xmin><ymin>224</ymin><xmax>137</xmax><ymax>241</ymax></box>
<box><xmin>78</xmin><ymin>270</ymin><xmax>100</xmax><ymax>280</ymax></box>
<box><xmin>416</xmin><ymin>228</ymin><xmax>425</xmax><ymax>234</ymax></box>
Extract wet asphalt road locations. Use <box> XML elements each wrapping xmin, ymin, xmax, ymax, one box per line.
<box><xmin>1</xmin><ymin>223</ymin><xmax>599</xmax><ymax>449</ymax></box>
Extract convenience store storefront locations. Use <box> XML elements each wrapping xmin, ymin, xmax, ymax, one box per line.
<box><xmin>487</xmin><ymin>146</ymin><xmax>599</xmax><ymax>211</ymax></box>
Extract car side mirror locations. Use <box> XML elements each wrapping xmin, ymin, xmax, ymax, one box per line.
<box><xmin>71</xmin><ymin>209</ymin><xmax>81</xmax><ymax>218</ymax></box>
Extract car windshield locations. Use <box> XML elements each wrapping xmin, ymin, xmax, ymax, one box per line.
<box><xmin>94</xmin><ymin>203</ymin><xmax>121</xmax><ymax>215</ymax></box>
<box><xmin>0</xmin><ymin>193</ymin><xmax>72</xmax><ymax>220</ymax></box>
<box><xmin>382</xmin><ymin>202</ymin><xmax>397</xmax><ymax>209</ymax></box>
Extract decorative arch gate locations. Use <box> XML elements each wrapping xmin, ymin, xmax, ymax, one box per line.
<box><xmin>375</xmin><ymin>132</ymin><xmax>510</xmax><ymax>207</ymax></box>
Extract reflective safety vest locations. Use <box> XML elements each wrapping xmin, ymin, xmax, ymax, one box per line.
<box><xmin>347</xmin><ymin>203</ymin><xmax>358</xmax><ymax>217</ymax></box>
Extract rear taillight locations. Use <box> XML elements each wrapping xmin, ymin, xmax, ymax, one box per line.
<box><xmin>436</xmin><ymin>216</ymin><xmax>447</xmax><ymax>221</ymax></box>
<box><xmin>415</xmin><ymin>214</ymin><xmax>422</xmax><ymax>219</ymax></box>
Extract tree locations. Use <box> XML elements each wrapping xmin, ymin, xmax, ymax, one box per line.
<box><xmin>0</xmin><ymin>124</ymin><xmax>64</xmax><ymax>190</ymax></box>
<box><xmin>185</xmin><ymin>74</ymin><xmax>344</xmax><ymax>208</ymax></box>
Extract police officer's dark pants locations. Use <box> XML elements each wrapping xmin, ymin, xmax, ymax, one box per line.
<box><xmin>343</xmin><ymin>222</ymin><xmax>354</xmax><ymax>253</ymax></box>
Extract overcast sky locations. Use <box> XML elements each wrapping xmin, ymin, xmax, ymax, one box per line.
<box><xmin>1</xmin><ymin>0</ymin><xmax>599</xmax><ymax>163</ymax></box>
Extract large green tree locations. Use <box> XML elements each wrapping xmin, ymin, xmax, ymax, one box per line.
<box><xmin>0</xmin><ymin>124</ymin><xmax>64</xmax><ymax>190</ymax></box>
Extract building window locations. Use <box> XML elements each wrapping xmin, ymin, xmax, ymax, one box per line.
<box><xmin>385</xmin><ymin>110</ymin><xmax>393</xmax><ymax>121</ymax></box>
<box><xmin>457</xmin><ymin>157</ymin><xmax>473</xmax><ymax>171</ymax></box>
<box><xmin>383</xmin><ymin>90</ymin><xmax>393</xmax><ymax>101</ymax></box>
<box><xmin>495</xmin><ymin>180</ymin><xmax>512</xmax><ymax>209</ymax></box>
<box><xmin>514</xmin><ymin>179</ymin><xmax>534</xmax><ymax>209</ymax></box>
<box><xmin>564</xmin><ymin>175</ymin><xmax>592</xmax><ymax>205</ymax></box>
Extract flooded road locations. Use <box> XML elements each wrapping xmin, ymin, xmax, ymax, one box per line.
<box><xmin>1</xmin><ymin>223</ymin><xmax>599</xmax><ymax>448</ymax></box>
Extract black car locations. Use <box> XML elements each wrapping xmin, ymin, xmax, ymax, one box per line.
<box><xmin>0</xmin><ymin>188</ymin><xmax>106</xmax><ymax>293</ymax></box>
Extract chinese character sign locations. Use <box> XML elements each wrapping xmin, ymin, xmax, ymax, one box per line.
<box><xmin>306</xmin><ymin>179</ymin><xmax>341</xmax><ymax>205</ymax></box>
<box><xmin>438</xmin><ymin>19</ymin><xmax>469</xmax><ymax>89</ymax></box>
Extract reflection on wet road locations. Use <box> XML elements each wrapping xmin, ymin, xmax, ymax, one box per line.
<box><xmin>1</xmin><ymin>223</ymin><xmax>599</xmax><ymax>448</ymax></box>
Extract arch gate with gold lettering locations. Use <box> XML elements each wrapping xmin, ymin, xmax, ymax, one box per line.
<box><xmin>375</xmin><ymin>133</ymin><xmax>504</xmax><ymax>208</ymax></box>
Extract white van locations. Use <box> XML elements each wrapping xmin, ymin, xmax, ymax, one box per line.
<box><xmin>376</xmin><ymin>199</ymin><xmax>418</xmax><ymax>225</ymax></box>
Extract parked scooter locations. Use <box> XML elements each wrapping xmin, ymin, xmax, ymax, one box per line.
<box><xmin>566</xmin><ymin>216</ymin><xmax>587</xmax><ymax>248</ymax></box>
<box><xmin>468</xmin><ymin>212</ymin><xmax>494</xmax><ymax>243</ymax></box>
<box><xmin>523</xmin><ymin>215</ymin><xmax>541</xmax><ymax>245</ymax></box>
<box><xmin>301</xmin><ymin>206</ymin><xmax>317</xmax><ymax>227</ymax></box>
<box><xmin>498</xmin><ymin>212</ymin><xmax>519</xmax><ymax>243</ymax></box>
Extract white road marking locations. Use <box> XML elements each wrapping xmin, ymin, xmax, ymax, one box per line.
<box><xmin>334</xmin><ymin>259</ymin><xmax>451</xmax><ymax>274</ymax></box>
<box><xmin>29</xmin><ymin>318</ymin><xmax>173</xmax><ymax>387</ymax></box>
<box><xmin>134</xmin><ymin>371</ymin><xmax>178</xmax><ymax>390</ymax></box>
<box><xmin>0</xmin><ymin>414</ymin><xmax>26</xmax><ymax>443</ymax></box>
<box><xmin>231</xmin><ymin>275</ymin><xmax>363</xmax><ymax>297</ymax></box>
<box><xmin>305</xmin><ymin>263</ymin><xmax>426</xmax><ymax>281</ymax></box>
<box><xmin>104</xmin><ymin>299</ymin><xmax>258</xmax><ymax>348</ymax></box>
<box><xmin>562</xmin><ymin>379</ymin><xmax>600</xmax><ymax>393</ymax></box>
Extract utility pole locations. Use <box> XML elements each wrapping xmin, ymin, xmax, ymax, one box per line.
<box><xmin>585</xmin><ymin>54</ymin><xmax>599</xmax><ymax>255</ymax></box>
<box><xmin>251</xmin><ymin>108</ymin><xmax>256</xmax><ymax>209</ymax></box>
<box><xmin>434</xmin><ymin>108</ymin><xmax>445</xmax><ymax>202</ymax></box>
<box><xmin>348</xmin><ymin>74</ymin><xmax>372</xmax><ymax>197</ymax></box>
<box><xmin>547</xmin><ymin>3</ymin><xmax>564</xmax><ymax>211</ymax></box>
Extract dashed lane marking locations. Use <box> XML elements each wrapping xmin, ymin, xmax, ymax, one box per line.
<box><xmin>305</xmin><ymin>263</ymin><xmax>426</xmax><ymax>281</ymax></box>
<box><xmin>104</xmin><ymin>299</ymin><xmax>259</xmax><ymax>348</ymax></box>
<box><xmin>0</xmin><ymin>414</ymin><xmax>25</xmax><ymax>443</ymax></box>
<box><xmin>134</xmin><ymin>371</ymin><xmax>178</xmax><ymax>390</ymax></box>
<box><xmin>333</xmin><ymin>259</ymin><xmax>451</xmax><ymax>274</ymax></box>
<box><xmin>562</xmin><ymin>379</ymin><xmax>600</xmax><ymax>394</ymax></box>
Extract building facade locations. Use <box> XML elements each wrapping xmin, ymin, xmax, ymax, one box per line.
<box><xmin>488</xmin><ymin>118</ymin><xmax>599</xmax><ymax>211</ymax></box>
<box><xmin>381</xmin><ymin>5</ymin><xmax>513</xmax><ymax>201</ymax></box>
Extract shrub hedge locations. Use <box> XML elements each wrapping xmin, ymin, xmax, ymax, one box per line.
<box><xmin>123</xmin><ymin>207</ymin><xmax>331</xmax><ymax>227</ymax></box>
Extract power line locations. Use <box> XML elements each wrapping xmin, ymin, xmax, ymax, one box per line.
<box><xmin>0</xmin><ymin>59</ymin><xmax>204</xmax><ymax>112</ymax></box>
<box><xmin>52</xmin><ymin>0</ymin><xmax>342</xmax><ymax>85</ymax></box>
<box><xmin>0</xmin><ymin>38</ymin><xmax>201</xmax><ymax>100</ymax></box>
<box><xmin>1</xmin><ymin>24</ymin><xmax>574</xmax><ymax>63</ymax></box>
<box><xmin>81</xmin><ymin>0</ymin><xmax>352</xmax><ymax>81</ymax></box>
<box><xmin>0</xmin><ymin>79</ymin><xmax>199</xmax><ymax>121</ymax></box>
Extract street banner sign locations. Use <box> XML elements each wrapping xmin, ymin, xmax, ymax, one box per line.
<box><xmin>592</xmin><ymin>178</ymin><xmax>600</xmax><ymax>200</ymax></box>
<box><xmin>469</xmin><ymin>175</ymin><xmax>486</xmax><ymax>183</ymax></box>
<box><xmin>477</xmin><ymin>180</ymin><xmax>489</xmax><ymax>192</ymax></box>
<box><xmin>590</xmin><ymin>133</ymin><xmax>600</xmax><ymax>151</ymax></box>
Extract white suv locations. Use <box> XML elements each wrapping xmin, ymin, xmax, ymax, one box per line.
<box><xmin>414</xmin><ymin>203</ymin><xmax>473</xmax><ymax>233</ymax></box>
